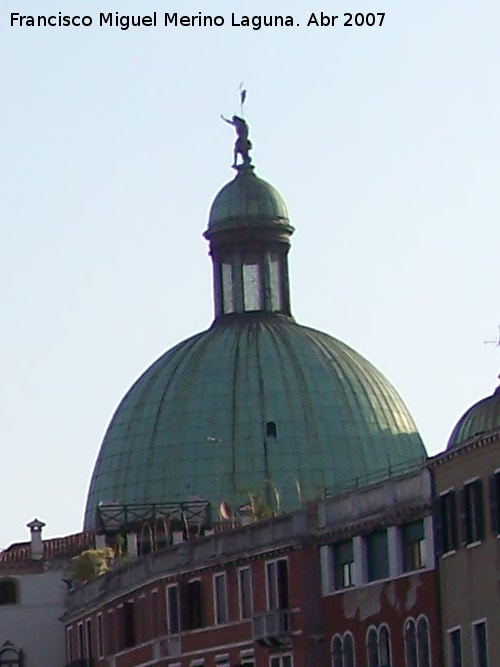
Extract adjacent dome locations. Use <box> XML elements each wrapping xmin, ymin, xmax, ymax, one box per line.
<box><xmin>447</xmin><ymin>384</ymin><xmax>500</xmax><ymax>449</ymax></box>
<box><xmin>84</xmin><ymin>316</ymin><xmax>425</xmax><ymax>527</ymax></box>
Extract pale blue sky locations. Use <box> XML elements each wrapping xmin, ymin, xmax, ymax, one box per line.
<box><xmin>1</xmin><ymin>0</ymin><xmax>499</xmax><ymax>548</ymax></box>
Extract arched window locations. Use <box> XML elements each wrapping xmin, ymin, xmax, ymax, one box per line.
<box><xmin>0</xmin><ymin>641</ymin><xmax>22</xmax><ymax>667</ymax></box>
<box><xmin>0</xmin><ymin>579</ymin><xmax>18</xmax><ymax>605</ymax></box>
<box><xmin>404</xmin><ymin>618</ymin><xmax>417</xmax><ymax>667</ymax></box>
<box><xmin>416</xmin><ymin>616</ymin><xmax>430</xmax><ymax>667</ymax></box>
<box><xmin>367</xmin><ymin>628</ymin><xmax>379</xmax><ymax>667</ymax></box>
<box><xmin>379</xmin><ymin>626</ymin><xmax>391</xmax><ymax>667</ymax></box>
<box><xmin>343</xmin><ymin>632</ymin><xmax>355</xmax><ymax>667</ymax></box>
<box><xmin>332</xmin><ymin>635</ymin><xmax>343</xmax><ymax>667</ymax></box>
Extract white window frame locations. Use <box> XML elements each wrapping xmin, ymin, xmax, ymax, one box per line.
<box><xmin>237</xmin><ymin>566</ymin><xmax>253</xmax><ymax>619</ymax></box>
<box><xmin>66</xmin><ymin>626</ymin><xmax>73</xmax><ymax>663</ymax></box>
<box><xmin>378</xmin><ymin>623</ymin><xmax>392</xmax><ymax>667</ymax></box>
<box><xmin>269</xmin><ymin>653</ymin><xmax>293</xmax><ymax>667</ymax></box>
<box><xmin>213</xmin><ymin>572</ymin><xmax>228</xmax><ymax>625</ymax></box>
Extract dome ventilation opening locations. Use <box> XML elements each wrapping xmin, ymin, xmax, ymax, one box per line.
<box><xmin>266</xmin><ymin>421</ymin><xmax>278</xmax><ymax>439</ymax></box>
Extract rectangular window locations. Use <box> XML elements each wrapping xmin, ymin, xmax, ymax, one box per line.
<box><xmin>440</xmin><ymin>490</ymin><xmax>458</xmax><ymax>554</ymax></box>
<box><xmin>269</xmin><ymin>253</ymin><xmax>283</xmax><ymax>311</ymax></box>
<box><xmin>77</xmin><ymin>622</ymin><xmax>84</xmax><ymax>658</ymax></box>
<box><xmin>366</xmin><ymin>529</ymin><xmax>389</xmax><ymax>581</ymax></box>
<box><xmin>123</xmin><ymin>601</ymin><xmax>136</xmax><ymax>649</ymax></box>
<box><xmin>473</xmin><ymin>620</ymin><xmax>489</xmax><ymax>667</ymax></box>
<box><xmin>214</xmin><ymin>573</ymin><xmax>228</xmax><ymax>625</ymax></box>
<box><xmin>107</xmin><ymin>610</ymin><xmax>115</xmax><ymax>655</ymax></box>
<box><xmin>266</xmin><ymin>559</ymin><xmax>289</xmax><ymax>611</ymax></box>
<box><xmin>238</xmin><ymin>567</ymin><xmax>253</xmax><ymax>619</ymax></box>
<box><xmin>402</xmin><ymin>519</ymin><xmax>426</xmax><ymax>571</ymax></box>
<box><xmin>222</xmin><ymin>262</ymin><xmax>235</xmax><ymax>314</ymax></box>
<box><xmin>333</xmin><ymin>539</ymin><xmax>354</xmax><ymax>589</ymax></box>
<box><xmin>66</xmin><ymin>627</ymin><xmax>73</xmax><ymax>662</ymax></box>
<box><xmin>242</xmin><ymin>258</ymin><xmax>263</xmax><ymax>311</ymax></box>
<box><xmin>462</xmin><ymin>480</ymin><xmax>485</xmax><ymax>545</ymax></box>
<box><xmin>270</xmin><ymin>655</ymin><xmax>293</xmax><ymax>667</ymax></box>
<box><xmin>97</xmin><ymin>614</ymin><xmax>104</xmax><ymax>659</ymax></box>
<box><xmin>138</xmin><ymin>595</ymin><xmax>147</xmax><ymax>641</ymax></box>
<box><xmin>185</xmin><ymin>579</ymin><xmax>203</xmax><ymax>629</ymax></box>
<box><xmin>85</xmin><ymin>618</ymin><xmax>93</xmax><ymax>658</ymax></box>
<box><xmin>151</xmin><ymin>590</ymin><xmax>159</xmax><ymax>637</ymax></box>
<box><xmin>488</xmin><ymin>471</ymin><xmax>500</xmax><ymax>535</ymax></box>
<box><xmin>448</xmin><ymin>627</ymin><xmax>462</xmax><ymax>667</ymax></box>
<box><xmin>167</xmin><ymin>584</ymin><xmax>180</xmax><ymax>634</ymax></box>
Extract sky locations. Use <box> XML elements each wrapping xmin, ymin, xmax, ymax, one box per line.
<box><xmin>1</xmin><ymin>0</ymin><xmax>499</xmax><ymax>548</ymax></box>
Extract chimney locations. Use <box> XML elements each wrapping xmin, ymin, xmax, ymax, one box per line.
<box><xmin>26</xmin><ymin>518</ymin><xmax>46</xmax><ymax>561</ymax></box>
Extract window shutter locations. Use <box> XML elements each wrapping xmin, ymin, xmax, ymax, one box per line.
<box><xmin>475</xmin><ymin>479</ymin><xmax>485</xmax><ymax>541</ymax></box>
<box><xmin>432</xmin><ymin>498</ymin><xmax>443</xmax><ymax>556</ymax></box>
<box><xmin>489</xmin><ymin>473</ymin><xmax>500</xmax><ymax>535</ymax></box>
<box><xmin>458</xmin><ymin>488</ymin><xmax>468</xmax><ymax>546</ymax></box>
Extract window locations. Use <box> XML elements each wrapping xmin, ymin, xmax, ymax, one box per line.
<box><xmin>222</xmin><ymin>263</ymin><xmax>235</xmax><ymax>314</ymax></box>
<box><xmin>269</xmin><ymin>252</ymin><xmax>283</xmax><ymax>311</ymax></box>
<box><xmin>461</xmin><ymin>480</ymin><xmax>485</xmax><ymax>545</ymax></box>
<box><xmin>367</xmin><ymin>627</ymin><xmax>379</xmax><ymax>667</ymax></box>
<box><xmin>238</xmin><ymin>567</ymin><xmax>253</xmax><ymax>619</ymax></box>
<box><xmin>266</xmin><ymin>421</ymin><xmax>278</xmax><ymax>439</ymax></box>
<box><xmin>185</xmin><ymin>579</ymin><xmax>203</xmax><ymax>629</ymax></box>
<box><xmin>472</xmin><ymin>620</ymin><xmax>488</xmax><ymax>667</ymax></box>
<box><xmin>266</xmin><ymin>559</ymin><xmax>289</xmax><ymax>610</ymax></box>
<box><xmin>214</xmin><ymin>573</ymin><xmax>228</xmax><ymax>624</ymax></box>
<box><xmin>122</xmin><ymin>601</ymin><xmax>136</xmax><ymax>649</ymax></box>
<box><xmin>66</xmin><ymin>627</ymin><xmax>74</xmax><ymax>663</ymax></box>
<box><xmin>0</xmin><ymin>641</ymin><xmax>22</xmax><ymax>667</ymax></box>
<box><xmin>97</xmin><ymin>614</ymin><xmax>104</xmax><ymax>659</ymax></box>
<box><xmin>166</xmin><ymin>584</ymin><xmax>180</xmax><ymax>634</ymax></box>
<box><xmin>333</xmin><ymin>540</ymin><xmax>354</xmax><ymax>589</ymax></box>
<box><xmin>367</xmin><ymin>625</ymin><xmax>391</xmax><ymax>667</ymax></box>
<box><xmin>405</xmin><ymin>619</ymin><xmax>417</xmax><ymax>667</ymax></box>
<box><xmin>448</xmin><ymin>627</ymin><xmax>462</xmax><ymax>667</ymax></box>
<box><xmin>416</xmin><ymin>616</ymin><xmax>430</xmax><ymax>667</ymax></box>
<box><xmin>0</xmin><ymin>579</ymin><xmax>18</xmax><ymax>605</ymax></box>
<box><xmin>489</xmin><ymin>471</ymin><xmax>500</xmax><ymax>535</ymax></box>
<box><xmin>242</xmin><ymin>255</ymin><xmax>263</xmax><ymax>311</ymax></box>
<box><xmin>85</xmin><ymin>618</ymin><xmax>93</xmax><ymax>658</ymax></box>
<box><xmin>270</xmin><ymin>655</ymin><xmax>292</xmax><ymax>667</ymax></box>
<box><xmin>331</xmin><ymin>633</ymin><xmax>355</xmax><ymax>667</ymax></box>
<box><xmin>437</xmin><ymin>490</ymin><xmax>458</xmax><ymax>554</ymax></box>
<box><xmin>107</xmin><ymin>609</ymin><xmax>115</xmax><ymax>655</ymax></box>
<box><xmin>402</xmin><ymin>520</ymin><xmax>426</xmax><ymax>571</ymax></box>
<box><xmin>366</xmin><ymin>530</ymin><xmax>389</xmax><ymax>581</ymax></box>
<box><xmin>77</xmin><ymin>622</ymin><xmax>84</xmax><ymax>658</ymax></box>
<box><xmin>151</xmin><ymin>590</ymin><xmax>159</xmax><ymax>637</ymax></box>
<box><xmin>379</xmin><ymin>626</ymin><xmax>391</xmax><ymax>667</ymax></box>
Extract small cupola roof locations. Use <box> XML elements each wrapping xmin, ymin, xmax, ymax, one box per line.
<box><xmin>447</xmin><ymin>377</ymin><xmax>500</xmax><ymax>449</ymax></box>
<box><xmin>206</xmin><ymin>165</ymin><xmax>292</xmax><ymax>236</ymax></box>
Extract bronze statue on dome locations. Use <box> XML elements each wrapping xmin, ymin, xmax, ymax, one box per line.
<box><xmin>221</xmin><ymin>114</ymin><xmax>253</xmax><ymax>169</ymax></box>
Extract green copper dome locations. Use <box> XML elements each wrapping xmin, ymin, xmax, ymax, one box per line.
<box><xmin>84</xmin><ymin>137</ymin><xmax>426</xmax><ymax>529</ymax></box>
<box><xmin>447</xmin><ymin>384</ymin><xmax>500</xmax><ymax>449</ymax></box>
<box><xmin>208</xmin><ymin>166</ymin><xmax>291</xmax><ymax>233</ymax></box>
<box><xmin>84</xmin><ymin>316</ymin><xmax>425</xmax><ymax>527</ymax></box>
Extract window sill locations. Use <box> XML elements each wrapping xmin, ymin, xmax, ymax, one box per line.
<box><xmin>466</xmin><ymin>540</ymin><xmax>482</xmax><ymax>550</ymax></box>
<box><xmin>441</xmin><ymin>549</ymin><xmax>457</xmax><ymax>560</ymax></box>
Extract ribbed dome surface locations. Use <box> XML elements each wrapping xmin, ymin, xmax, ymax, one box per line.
<box><xmin>447</xmin><ymin>385</ymin><xmax>500</xmax><ymax>449</ymax></box>
<box><xmin>84</xmin><ymin>316</ymin><xmax>425</xmax><ymax>528</ymax></box>
<box><xmin>208</xmin><ymin>167</ymin><xmax>291</xmax><ymax>232</ymax></box>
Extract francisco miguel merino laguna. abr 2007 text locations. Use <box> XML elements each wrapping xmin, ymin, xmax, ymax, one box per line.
<box><xmin>9</xmin><ymin>11</ymin><xmax>386</xmax><ymax>29</ymax></box>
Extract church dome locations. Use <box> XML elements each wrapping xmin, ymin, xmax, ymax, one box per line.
<box><xmin>84</xmin><ymin>316</ymin><xmax>425</xmax><ymax>527</ymax></box>
<box><xmin>447</xmin><ymin>384</ymin><xmax>500</xmax><ymax>449</ymax></box>
<box><xmin>84</xmin><ymin>127</ymin><xmax>426</xmax><ymax>529</ymax></box>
